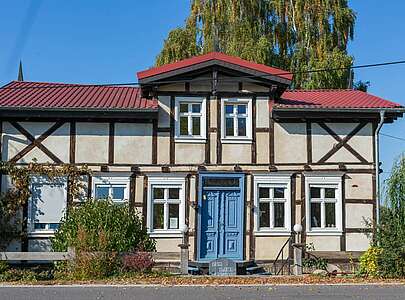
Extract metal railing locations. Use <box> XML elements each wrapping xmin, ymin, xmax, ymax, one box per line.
<box><xmin>272</xmin><ymin>236</ymin><xmax>293</xmax><ymax>275</ymax></box>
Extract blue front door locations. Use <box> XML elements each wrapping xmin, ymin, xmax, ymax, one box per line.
<box><xmin>198</xmin><ymin>174</ymin><xmax>244</xmax><ymax>261</ymax></box>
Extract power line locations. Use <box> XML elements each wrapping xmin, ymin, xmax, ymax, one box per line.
<box><xmin>1</xmin><ymin>59</ymin><xmax>405</xmax><ymax>90</ymax></box>
<box><xmin>380</xmin><ymin>133</ymin><xmax>405</xmax><ymax>142</ymax></box>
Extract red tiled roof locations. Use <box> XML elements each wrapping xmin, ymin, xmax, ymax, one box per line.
<box><xmin>137</xmin><ymin>52</ymin><xmax>293</xmax><ymax>81</ymax></box>
<box><xmin>0</xmin><ymin>81</ymin><xmax>158</xmax><ymax>110</ymax></box>
<box><xmin>277</xmin><ymin>89</ymin><xmax>403</xmax><ymax>110</ymax></box>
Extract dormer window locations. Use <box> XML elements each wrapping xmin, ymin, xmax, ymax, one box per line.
<box><xmin>221</xmin><ymin>98</ymin><xmax>252</xmax><ymax>143</ymax></box>
<box><xmin>175</xmin><ymin>97</ymin><xmax>206</xmax><ymax>143</ymax></box>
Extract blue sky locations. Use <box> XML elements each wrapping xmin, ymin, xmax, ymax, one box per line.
<box><xmin>0</xmin><ymin>0</ymin><xmax>404</xmax><ymax>187</ymax></box>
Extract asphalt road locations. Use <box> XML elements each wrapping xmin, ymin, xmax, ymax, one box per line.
<box><xmin>0</xmin><ymin>284</ymin><xmax>404</xmax><ymax>300</ymax></box>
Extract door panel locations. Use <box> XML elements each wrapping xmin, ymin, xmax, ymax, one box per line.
<box><xmin>199</xmin><ymin>175</ymin><xmax>244</xmax><ymax>261</ymax></box>
<box><xmin>219</xmin><ymin>191</ymin><xmax>242</xmax><ymax>259</ymax></box>
<box><xmin>200</xmin><ymin>190</ymin><xmax>220</xmax><ymax>260</ymax></box>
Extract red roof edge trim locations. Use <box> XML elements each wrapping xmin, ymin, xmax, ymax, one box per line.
<box><xmin>137</xmin><ymin>52</ymin><xmax>293</xmax><ymax>81</ymax></box>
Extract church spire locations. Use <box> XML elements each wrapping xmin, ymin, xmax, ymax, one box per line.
<box><xmin>17</xmin><ymin>60</ymin><xmax>24</xmax><ymax>81</ymax></box>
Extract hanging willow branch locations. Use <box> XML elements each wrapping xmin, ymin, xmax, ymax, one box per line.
<box><xmin>0</xmin><ymin>162</ymin><xmax>91</xmax><ymax>250</ymax></box>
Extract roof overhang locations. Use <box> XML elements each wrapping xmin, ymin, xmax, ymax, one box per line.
<box><xmin>272</xmin><ymin>107</ymin><xmax>405</xmax><ymax>123</ymax></box>
<box><xmin>0</xmin><ymin>107</ymin><xmax>158</xmax><ymax>121</ymax></box>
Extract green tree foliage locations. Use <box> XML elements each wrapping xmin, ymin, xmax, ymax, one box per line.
<box><xmin>51</xmin><ymin>199</ymin><xmax>155</xmax><ymax>253</ymax></box>
<box><xmin>370</xmin><ymin>155</ymin><xmax>405</xmax><ymax>278</ymax></box>
<box><xmin>156</xmin><ymin>0</ymin><xmax>356</xmax><ymax>89</ymax></box>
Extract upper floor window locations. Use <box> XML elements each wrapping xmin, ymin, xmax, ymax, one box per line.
<box><xmin>93</xmin><ymin>174</ymin><xmax>130</xmax><ymax>204</ymax></box>
<box><xmin>175</xmin><ymin>97</ymin><xmax>206</xmax><ymax>142</ymax></box>
<box><xmin>147</xmin><ymin>175</ymin><xmax>186</xmax><ymax>237</ymax></box>
<box><xmin>253</xmin><ymin>174</ymin><xmax>292</xmax><ymax>235</ymax></box>
<box><xmin>221</xmin><ymin>98</ymin><xmax>252</xmax><ymax>143</ymax></box>
<box><xmin>305</xmin><ymin>173</ymin><xmax>343</xmax><ymax>235</ymax></box>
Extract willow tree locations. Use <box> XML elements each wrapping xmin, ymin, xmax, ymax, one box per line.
<box><xmin>156</xmin><ymin>0</ymin><xmax>356</xmax><ymax>89</ymax></box>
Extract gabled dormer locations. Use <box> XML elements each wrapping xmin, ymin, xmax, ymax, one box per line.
<box><xmin>137</xmin><ymin>52</ymin><xmax>292</xmax><ymax>98</ymax></box>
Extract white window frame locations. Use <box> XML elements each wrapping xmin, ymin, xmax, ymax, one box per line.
<box><xmin>92</xmin><ymin>173</ymin><xmax>130</xmax><ymax>204</ymax></box>
<box><xmin>147</xmin><ymin>175</ymin><xmax>186</xmax><ymax>237</ymax></box>
<box><xmin>175</xmin><ymin>96</ymin><xmax>206</xmax><ymax>143</ymax></box>
<box><xmin>305</xmin><ymin>173</ymin><xmax>343</xmax><ymax>236</ymax></box>
<box><xmin>28</xmin><ymin>175</ymin><xmax>67</xmax><ymax>237</ymax></box>
<box><xmin>221</xmin><ymin>98</ymin><xmax>252</xmax><ymax>143</ymax></box>
<box><xmin>253</xmin><ymin>174</ymin><xmax>292</xmax><ymax>236</ymax></box>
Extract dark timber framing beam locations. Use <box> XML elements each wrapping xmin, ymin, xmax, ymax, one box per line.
<box><xmin>216</xmin><ymin>96</ymin><xmax>222</xmax><ymax>164</ymax></box>
<box><xmin>316</xmin><ymin>122</ymin><xmax>369</xmax><ymax>164</ymax></box>
<box><xmin>108</xmin><ymin>122</ymin><xmax>115</xmax><ymax>164</ymax></box>
<box><xmin>306</xmin><ymin>121</ymin><xmax>312</xmax><ymax>164</ymax></box>
<box><xmin>69</xmin><ymin>121</ymin><xmax>76</xmax><ymax>164</ymax></box>
<box><xmin>251</xmin><ymin>96</ymin><xmax>257</xmax><ymax>164</ymax></box>
<box><xmin>10</xmin><ymin>121</ymin><xmax>65</xmax><ymax>164</ymax></box>
<box><xmin>152</xmin><ymin>119</ymin><xmax>158</xmax><ymax>164</ymax></box>
<box><xmin>205</xmin><ymin>96</ymin><xmax>211</xmax><ymax>164</ymax></box>
<box><xmin>169</xmin><ymin>96</ymin><xmax>176</xmax><ymax>165</ymax></box>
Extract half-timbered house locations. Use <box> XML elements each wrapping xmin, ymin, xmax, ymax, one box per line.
<box><xmin>0</xmin><ymin>52</ymin><xmax>404</xmax><ymax>266</ymax></box>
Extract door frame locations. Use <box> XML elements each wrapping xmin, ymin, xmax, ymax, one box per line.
<box><xmin>197</xmin><ymin>172</ymin><xmax>245</xmax><ymax>262</ymax></box>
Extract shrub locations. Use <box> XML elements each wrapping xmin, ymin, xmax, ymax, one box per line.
<box><xmin>122</xmin><ymin>252</ymin><xmax>155</xmax><ymax>273</ymax></box>
<box><xmin>358</xmin><ymin>246</ymin><xmax>382</xmax><ymax>277</ymax></box>
<box><xmin>71</xmin><ymin>251</ymin><xmax>119</xmax><ymax>280</ymax></box>
<box><xmin>371</xmin><ymin>155</ymin><xmax>405</xmax><ymax>278</ymax></box>
<box><xmin>52</xmin><ymin>199</ymin><xmax>155</xmax><ymax>253</ymax></box>
<box><xmin>51</xmin><ymin>199</ymin><xmax>155</xmax><ymax>279</ymax></box>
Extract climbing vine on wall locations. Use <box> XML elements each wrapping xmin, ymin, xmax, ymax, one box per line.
<box><xmin>0</xmin><ymin>161</ymin><xmax>91</xmax><ymax>251</ymax></box>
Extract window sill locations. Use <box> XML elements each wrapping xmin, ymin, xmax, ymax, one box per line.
<box><xmin>175</xmin><ymin>137</ymin><xmax>207</xmax><ymax>144</ymax></box>
<box><xmin>306</xmin><ymin>230</ymin><xmax>342</xmax><ymax>236</ymax></box>
<box><xmin>254</xmin><ymin>230</ymin><xmax>291</xmax><ymax>236</ymax></box>
<box><xmin>221</xmin><ymin>138</ymin><xmax>252</xmax><ymax>144</ymax></box>
<box><xmin>148</xmin><ymin>231</ymin><xmax>183</xmax><ymax>238</ymax></box>
<box><xmin>28</xmin><ymin>231</ymin><xmax>56</xmax><ymax>238</ymax></box>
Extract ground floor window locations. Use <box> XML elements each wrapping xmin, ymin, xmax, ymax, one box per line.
<box><xmin>92</xmin><ymin>174</ymin><xmax>130</xmax><ymax>203</ymax></box>
<box><xmin>147</xmin><ymin>175</ymin><xmax>185</xmax><ymax>236</ymax></box>
<box><xmin>253</xmin><ymin>174</ymin><xmax>292</xmax><ymax>235</ymax></box>
<box><xmin>305</xmin><ymin>173</ymin><xmax>343</xmax><ymax>235</ymax></box>
<box><xmin>28</xmin><ymin>176</ymin><xmax>67</xmax><ymax>235</ymax></box>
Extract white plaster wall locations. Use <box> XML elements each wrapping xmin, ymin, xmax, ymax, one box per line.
<box><xmin>175</xmin><ymin>143</ymin><xmax>205</xmax><ymax>164</ymax></box>
<box><xmin>345</xmin><ymin>174</ymin><xmax>373</xmax><ymax>199</ymax></box>
<box><xmin>157</xmin><ymin>132</ymin><xmax>170</xmax><ymax>164</ymax></box>
<box><xmin>312</xmin><ymin>123</ymin><xmax>373</xmax><ymax>163</ymax></box>
<box><xmin>306</xmin><ymin>236</ymin><xmax>341</xmax><ymax>251</ymax></box>
<box><xmin>154</xmin><ymin>238</ymin><xmax>182</xmax><ymax>252</ymax></box>
<box><xmin>346</xmin><ymin>233</ymin><xmax>371</xmax><ymax>251</ymax></box>
<box><xmin>274</xmin><ymin>122</ymin><xmax>307</xmax><ymax>163</ymax></box>
<box><xmin>75</xmin><ymin>123</ymin><xmax>109</xmax><ymax>164</ymax></box>
<box><xmin>210</xmin><ymin>98</ymin><xmax>218</xmax><ymax>128</ymax></box>
<box><xmin>256</xmin><ymin>97</ymin><xmax>269</xmax><ymax>128</ymax></box>
<box><xmin>256</xmin><ymin>132</ymin><xmax>269</xmax><ymax>164</ymax></box>
<box><xmin>41</xmin><ymin>123</ymin><xmax>70</xmax><ymax>163</ymax></box>
<box><xmin>345</xmin><ymin>203</ymin><xmax>373</xmax><ymax>228</ymax></box>
<box><xmin>135</xmin><ymin>176</ymin><xmax>145</xmax><ymax>205</ymax></box>
<box><xmin>210</xmin><ymin>133</ymin><xmax>217</xmax><ymax>164</ymax></box>
<box><xmin>2</xmin><ymin>121</ymin><xmax>70</xmax><ymax>163</ymax></box>
<box><xmin>221</xmin><ymin>143</ymin><xmax>251</xmax><ymax>164</ymax></box>
<box><xmin>158</xmin><ymin>95</ymin><xmax>171</xmax><ymax>128</ymax></box>
<box><xmin>255</xmin><ymin>236</ymin><xmax>290</xmax><ymax>260</ymax></box>
<box><xmin>114</xmin><ymin>123</ymin><xmax>152</xmax><ymax>164</ymax></box>
<box><xmin>345</xmin><ymin>123</ymin><xmax>373</xmax><ymax>162</ymax></box>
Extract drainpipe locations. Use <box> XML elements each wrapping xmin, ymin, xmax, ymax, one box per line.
<box><xmin>375</xmin><ymin>110</ymin><xmax>386</xmax><ymax>226</ymax></box>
